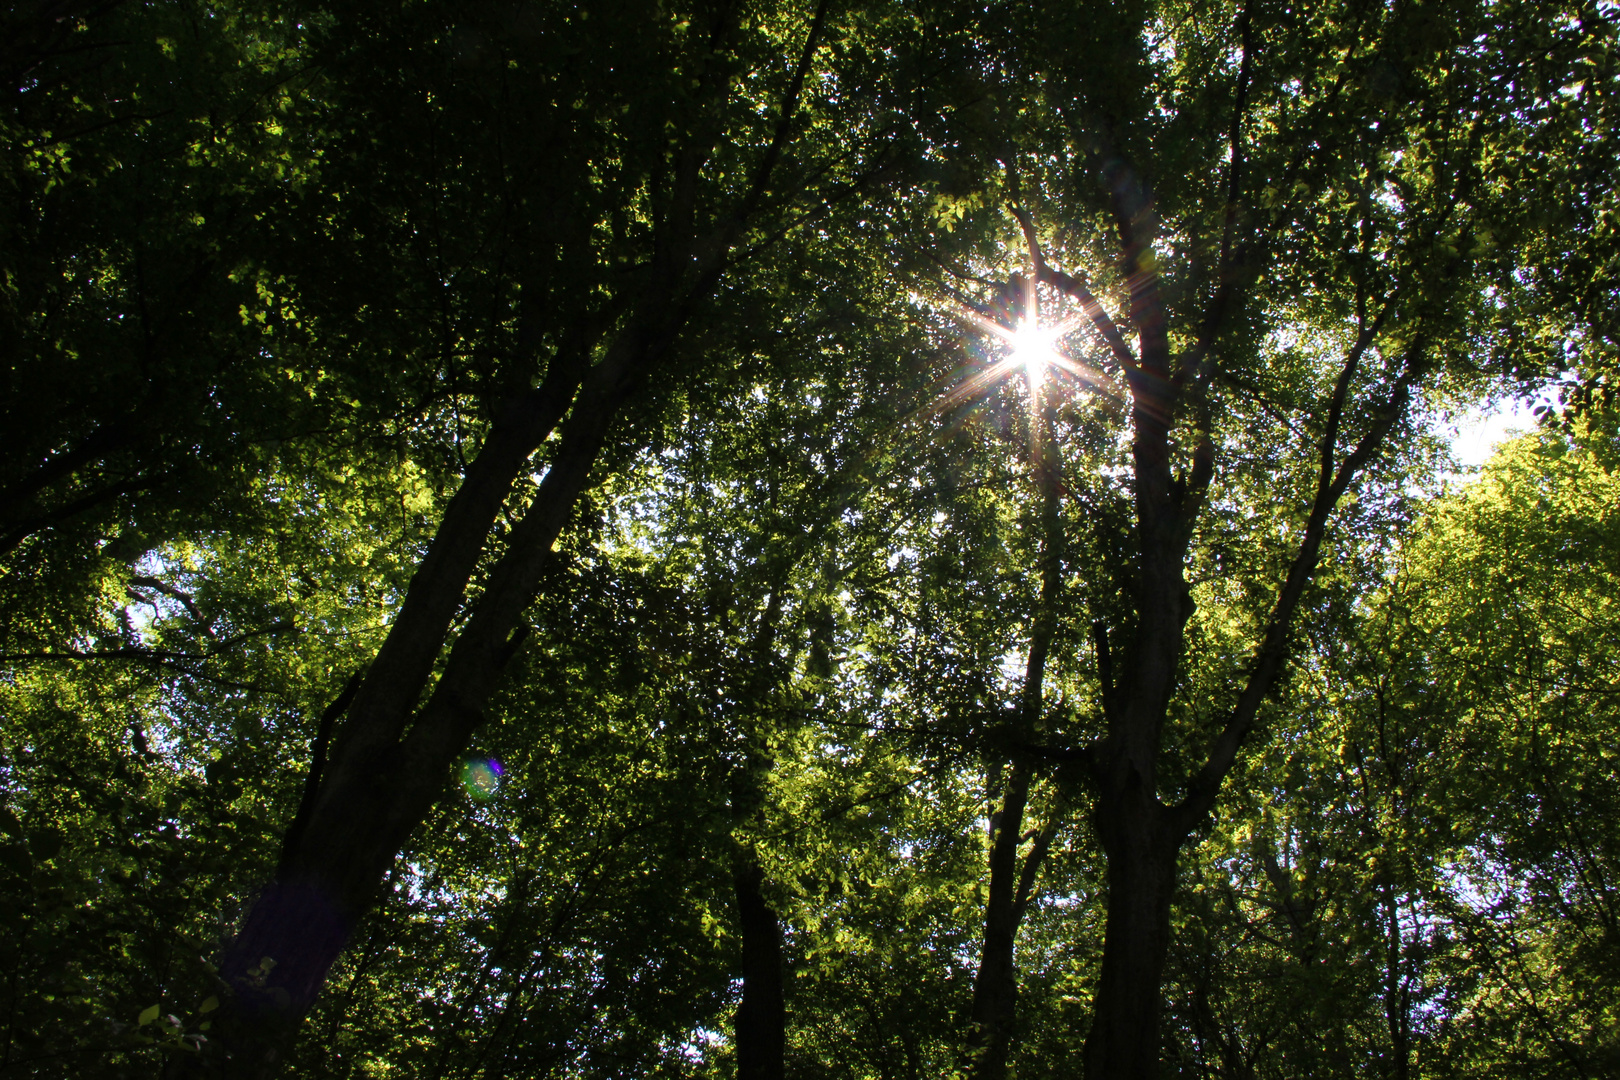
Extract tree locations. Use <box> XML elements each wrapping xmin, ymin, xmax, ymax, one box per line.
<box><xmin>162</xmin><ymin>0</ymin><xmax>940</xmax><ymax>1070</ymax></box>
<box><xmin>1139</xmin><ymin>408</ymin><xmax>1620</xmax><ymax>1080</ymax></box>
<box><xmin>3</xmin><ymin>0</ymin><xmax>1616</xmax><ymax>1077</ymax></box>
<box><xmin>899</xmin><ymin>0</ymin><xmax>1614</xmax><ymax>1073</ymax></box>
<box><xmin>0</xmin><ymin>0</ymin><xmax>340</xmax><ymax>649</ymax></box>
<box><xmin>1388</xmin><ymin>411</ymin><xmax>1620</xmax><ymax>1078</ymax></box>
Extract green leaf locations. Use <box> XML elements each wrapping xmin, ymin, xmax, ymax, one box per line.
<box><xmin>138</xmin><ymin>1004</ymin><xmax>161</xmax><ymax>1026</ymax></box>
<box><xmin>199</xmin><ymin>996</ymin><xmax>218</xmax><ymax>1014</ymax></box>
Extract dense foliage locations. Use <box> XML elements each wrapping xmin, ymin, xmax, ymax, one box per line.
<box><xmin>1</xmin><ymin>0</ymin><xmax>1616</xmax><ymax>1077</ymax></box>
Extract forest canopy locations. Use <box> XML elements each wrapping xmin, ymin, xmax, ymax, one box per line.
<box><xmin>1</xmin><ymin>0</ymin><xmax>1617</xmax><ymax>1077</ymax></box>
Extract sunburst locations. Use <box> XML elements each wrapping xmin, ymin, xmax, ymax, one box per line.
<box><xmin>1007</xmin><ymin>318</ymin><xmax>1068</xmax><ymax>392</ymax></box>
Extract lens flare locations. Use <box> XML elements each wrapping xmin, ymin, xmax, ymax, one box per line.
<box><xmin>461</xmin><ymin>757</ymin><xmax>504</xmax><ymax>800</ymax></box>
<box><xmin>1009</xmin><ymin>320</ymin><xmax>1062</xmax><ymax>388</ymax></box>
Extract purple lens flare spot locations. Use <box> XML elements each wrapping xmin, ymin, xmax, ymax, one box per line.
<box><xmin>460</xmin><ymin>757</ymin><xmax>504</xmax><ymax>800</ymax></box>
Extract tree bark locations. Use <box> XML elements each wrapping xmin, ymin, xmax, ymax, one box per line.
<box><xmin>733</xmin><ymin>858</ymin><xmax>787</xmax><ymax>1080</ymax></box>
<box><xmin>1083</xmin><ymin>788</ymin><xmax>1181</xmax><ymax>1080</ymax></box>
<box><xmin>968</xmin><ymin>760</ymin><xmax>1034</xmax><ymax>1080</ymax></box>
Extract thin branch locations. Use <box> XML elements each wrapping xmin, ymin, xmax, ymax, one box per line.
<box><xmin>723</xmin><ymin>138</ymin><xmax>901</xmax><ymax>268</ymax></box>
<box><xmin>1174</xmin><ymin>332</ymin><xmax>1421</xmax><ymax>830</ymax></box>
<box><xmin>0</xmin><ymin>622</ymin><xmax>295</xmax><ymax>666</ymax></box>
<box><xmin>1013</xmin><ymin>814</ymin><xmax>1063</xmax><ymax>921</ymax></box>
<box><xmin>0</xmin><ymin>420</ymin><xmax>132</xmax><ymax>521</ymax></box>
<box><xmin>128</xmin><ymin>576</ymin><xmax>217</xmax><ymax>641</ymax></box>
<box><xmin>730</xmin><ymin>0</ymin><xmax>832</xmax><ymax>226</ymax></box>
<box><xmin>1006</xmin><ymin>199</ymin><xmax>1045</xmax><ymax>314</ymax></box>
<box><xmin>1176</xmin><ymin>0</ymin><xmax>1258</xmax><ymax>397</ymax></box>
<box><xmin>1038</xmin><ymin>265</ymin><xmax>1136</xmax><ymax>373</ymax></box>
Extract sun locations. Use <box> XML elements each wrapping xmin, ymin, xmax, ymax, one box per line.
<box><xmin>1008</xmin><ymin>319</ymin><xmax>1063</xmax><ymax>389</ymax></box>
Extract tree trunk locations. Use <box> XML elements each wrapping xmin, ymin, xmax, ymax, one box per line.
<box><xmin>968</xmin><ymin>761</ymin><xmax>1033</xmax><ymax>1080</ymax></box>
<box><xmin>157</xmin><ymin>3</ymin><xmax>846</xmax><ymax>1069</ymax></box>
<box><xmin>1084</xmin><ymin>789</ymin><xmax>1180</xmax><ymax>1080</ymax></box>
<box><xmin>733</xmin><ymin>858</ymin><xmax>787</xmax><ymax>1080</ymax></box>
<box><xmin>190</xmin><ymin>884</ymin><xmax>351</xmax><ymax>1076</ymax></box>
<box><xmin>177</xmin><ymin>352</ymin><xmax>659</xmax><ymax>1079</ymax></box>
<box><xmin>1381</xmin><ymin>878</ymin><xmax>1411</xmax><ymax>1080</ymax></box>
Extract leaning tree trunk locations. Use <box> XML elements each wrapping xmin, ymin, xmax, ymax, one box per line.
<box><xmin>180</xmin><ymin>362</ymin><xmax>648</xmax><ymax>1078</ymax></box>
<box><xmin>171</xmin><ymin>7</ymin><xmax>848</xmax><ymax>1059</ymax></box>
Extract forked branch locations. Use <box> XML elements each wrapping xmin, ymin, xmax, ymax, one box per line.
<box><xmin>1173</xmin><ymin>331</ymin><xmax>1422</xmax><ymax>830</ymax></box>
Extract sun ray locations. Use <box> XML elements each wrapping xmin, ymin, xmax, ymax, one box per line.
<box><xmin>1009</xmin><ymin>319</ymin><xmax>1063</xmax><ymax>389</ymax></box>
<box><xmin>908</xmin><ymin>278</ymin><xmax>1123</xmax><ymax>449</ymax></box>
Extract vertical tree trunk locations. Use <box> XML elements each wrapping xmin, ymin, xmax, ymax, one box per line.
<box><xmin>1084</xmin><ymin>791</ymin><xmax>1180</xmax><ymax>1080</ymax></box>
<box><xmin>1381</xmin><ymin>878</ymin><xmax>1411</xmax><ymax>1080</ymax></box>
<box><xmin>733</xmin><ymin>858</ymin><xmax>787</xmax><ymax>1080</ymax></box>
<box><xmin>966</xmin><ymin>342</ymin><xmax>1064</xmax><ymax>1079</ymax></box>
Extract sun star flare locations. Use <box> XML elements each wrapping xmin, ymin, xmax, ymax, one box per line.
<box><xmin>1009</xmin><ymin>319</ymin><xmax>1063</xmax><ymax>389</ymax></box>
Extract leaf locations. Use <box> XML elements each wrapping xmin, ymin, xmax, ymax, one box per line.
<box><xmin>199</xmin><ymin>996</ymin><xmax>218</xmax><ymax>1014</ymax></box>
<box><xmin>138</xmin><ymin>1004</ymin><xmax>161</xmax><ymax>1026</ymax></box>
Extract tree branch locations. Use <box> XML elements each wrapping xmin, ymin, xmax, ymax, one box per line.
<box><xmin>278</xmin><ymin>671</ymin><xmax>365</xmax><ymax>880</ymax></box>
<box><xmin>0</xmin><ymin>622</ymin><xmax>295</xmax><ymax>666</ymax></box>
<box><xmin>1013</xmin><ymin>813</ymin><xmax>1063</xmax><ymax>921</ymax></box>
<box><xmin>0</xmin><ymin>472</ymin><xmax>165</xmax><ymax>555</ymax></box>
<box><xmin>0</xmin><ymin>419</ymin><xmax>133</xmax><ymax>522</ymax></box>
<box><xmin>1174</xmin><ymin>332</ymin><xmax>1423</xmax><ymax>831</ymax></box>
<box><xmin>128</xmin><ymin>575</ymin><xmax>217</xmax><ymax>641</ymax></box>
<box><xmin>1038</xmin><ymin>265</ymin><xmax>1136</xmax><ymax>374</ymax></box>
<box><xmin>731</xmin><ymin>0</ymin><xmax>832</xmax><ymax>225</ymax></box>
<box><xmin>1175</xmin><ymin>0</ymin><xmax>1257</xmax><ymax>398</ymax></box>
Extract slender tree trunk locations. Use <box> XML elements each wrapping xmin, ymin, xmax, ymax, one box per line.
<box><xmin>967</xmin><ymin>351</ymin><xmax>1063</xmax><ymax>1079</ymax></box>
<box><xmin>733</xmin><ymin>857</ymin><xmax>787</xmax><ymax>1080</ymax></box>
<box><xmin>1381</xmin><ymin>877</ymin><xmax>1411</xmax><ymax>1080</ymax></box>
<box><xmin>729</xmin><ymin>581</ymin><xmax>792</xmax><ymax>1080</ymax></box>
<box><xmin>968</xmin><ymin>761</ymin><xmax>1034</xmax><ymax>1080</ymax></box>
